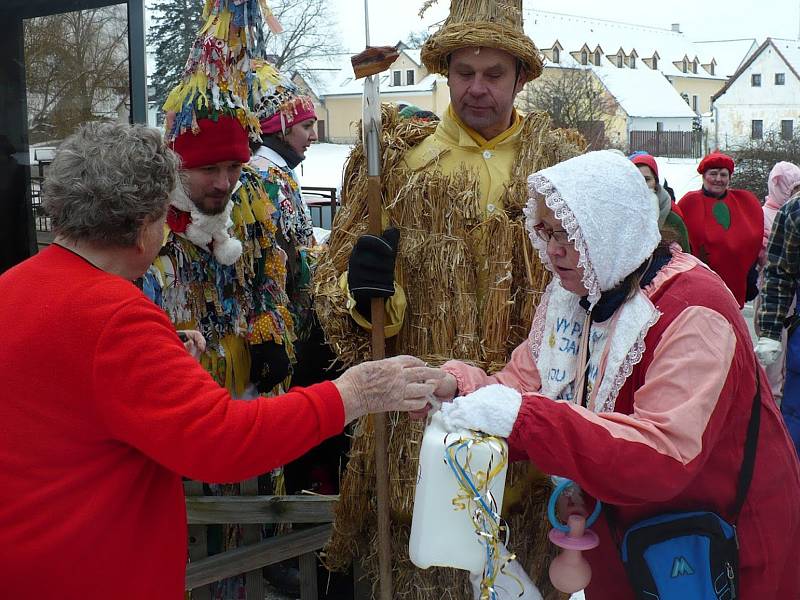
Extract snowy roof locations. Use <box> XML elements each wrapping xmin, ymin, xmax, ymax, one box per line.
<box><xmin>297</xmin><ymin>50</ymin><xmax>438</xmax><ymax>98</ymax></box>
<box><xmin>588</xmin><ymin>65</ymin><xmax>697</xmax><ymax>118</ymax></box>
<box><xmin>404</xmin><ymin>48</ymin><xmax>423</xmax><ymax>66</ymax></box>
<box><xmin>693</xmin><ymin>38</ymin><xmax>758</xmax><ymax>78</ymax></box>
<box><xmin>524</xmin><ymin>9</ymin><xmax>727</xmax><ymax>80</ymax></box>
<box><xmin>769</xmin><ymin>38</ymin><xmax>800</xmax><ymax>80</ymax></box>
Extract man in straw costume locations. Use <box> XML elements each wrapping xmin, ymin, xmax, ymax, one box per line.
<box><xmin>144</xmin><ymin>1</ymin><xmax>298</xmax><ymax>596</ymax></box>
<box><xmin>314</xmin><ymin>0</ymin><xmax>584</xmax><ymax>597</ymax></box>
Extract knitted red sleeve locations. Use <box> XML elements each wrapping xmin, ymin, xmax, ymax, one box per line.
<box><xmin>92</xmin><ymin>296</ymin><xmax>344</xmax><ymax>483</ymax></box>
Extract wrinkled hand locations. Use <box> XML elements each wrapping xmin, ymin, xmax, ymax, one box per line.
<box><xmin>335</xmin><ymin>355</ymin><xmax>445</xmax><ymax>424</ymax></box>
<box><xmin>439</xmin><ymin>384</ymin><xmax>523</xmax><ymax>437</ymax></box>
<box><xmin>409</xmin><ymin>370</ymin><xmax>458</xmax><ymax>420</ymax></box>
<box><xmin>754</xmin><ymin>336</ymin><xmax>782</xmax><ymax>366</ymax></box>
<box><xmin>178</xmin><ymin>329</ymin><xmax>206</xmax><ymax>360</ymax></box>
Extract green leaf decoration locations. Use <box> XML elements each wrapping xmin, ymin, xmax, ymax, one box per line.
<box><xmin>712</xmin><ymin>201</ymin><xmax>731</xmax><ymax>230</ymax></box>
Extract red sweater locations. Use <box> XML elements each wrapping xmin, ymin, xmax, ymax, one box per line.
<box><xmin>678</xmin><ymin>187</ymin><xmax>762</xmax><ymax>307</ymax></box>
<box><xmin>0</xmin><ymin>246</ymin><xmax>344</xmax><ymax>599</ymax></box>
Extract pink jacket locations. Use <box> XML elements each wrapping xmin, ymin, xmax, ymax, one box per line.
<box><xmin>443</xmin><ymin>252</ymin><xmax>800</xmax><ymax>599</ymax></box>
<box><xmin>761</xmin><ymin>161</ymin><xmax>800</xmax><ymax>265</ymax></box>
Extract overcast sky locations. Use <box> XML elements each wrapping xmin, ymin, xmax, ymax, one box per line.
<box><xmin>328</xmin><ymin>0</ymin><xmax>800</xmax><ymax>52</ymax></box>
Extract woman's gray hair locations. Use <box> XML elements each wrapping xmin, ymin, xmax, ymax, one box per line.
<box><xmin>43</xmin><ymin>121</ymin><xmax>180</xmax><ymax>247</ymax></box>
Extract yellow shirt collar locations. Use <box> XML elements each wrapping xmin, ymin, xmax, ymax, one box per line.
<box><xmin>446</xmin><ymin>105</ymin><xmax>523</xmax><ymax>150</ymax></box>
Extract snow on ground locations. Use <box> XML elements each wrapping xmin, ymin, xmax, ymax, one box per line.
<box><xmin>653</xmin><ymin>156</ymin><xmax>703</xmax><ymax>202</ymax></box>
<box><xmin>295</xmin><ymin>142</ymin><xmax>353</xmax><ymax>190</ymax></box>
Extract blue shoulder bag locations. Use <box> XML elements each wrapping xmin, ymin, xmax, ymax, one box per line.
<box><xmin>614</xmin><ymin>370</ymin><xmax>761</xmax><ymax>600</ymax></box>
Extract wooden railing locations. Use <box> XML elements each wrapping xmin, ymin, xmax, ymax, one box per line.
<box><xmin>184</xmin><ymin>481</ymin><xmax>342</xmax><ymax>599</ymax></box>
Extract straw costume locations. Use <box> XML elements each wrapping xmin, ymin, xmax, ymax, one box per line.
<box><xmin>314</xmin><ymin>1</ymin><xmax>584</xmax><ymax>597</ymax></box>
<box><xmin>144</xmin><ymin>3</ymin><xmax>294</xmax><ymax>597</ymax></box>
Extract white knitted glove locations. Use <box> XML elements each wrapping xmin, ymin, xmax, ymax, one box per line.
<box><xmin>469</xmin><ymin>545</ymin><xmax>543</xmax><ymax>600</ymax></box>
<box><xmin>439</xmin><ymin>384</ymin><xmax>522</xmax><ymax>438</ymax></box>
<box><xmin>754</xmin><ymin>337</ymin><xmax>782</xmax><ymax>366</ymax></box>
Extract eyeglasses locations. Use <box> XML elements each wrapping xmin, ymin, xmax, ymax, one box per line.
<box><xmin>533</xmin><ymin>223</ymin><xmax>571</xmax><ymax>246</ymax></box>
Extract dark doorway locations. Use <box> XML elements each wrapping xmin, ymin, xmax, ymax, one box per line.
<box><xmin>0</xmin><ymin>0</ymin><xmax>146</xmax><ymax>274</ymax></box>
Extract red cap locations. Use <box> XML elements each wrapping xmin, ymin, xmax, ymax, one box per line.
<box><xmin>259</xmin><ymin>96</ymin><xmax>316</xmax><ymax>135</ymax></box>
<box><xmin>631</xmin><ymin>154</ymin><xmax>659</xmax><ymax>180</ymax></box>
<box><xmin>171</xmin><ymin>115</ymin><xmax>250</xmax><ymax>169</ymax></box>
<box><xmin>697</xmin><ymin>152</ymin><xmax>734</xmax><ymax>175</ymax></box>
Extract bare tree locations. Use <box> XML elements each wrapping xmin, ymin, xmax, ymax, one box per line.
<box><xmin>261</xmin><ymin>0</ymin><xmax>342</xmax><ymax>73</ymax></box>
<box><xmin>518</xmin><ymin>68</ymin><xmax>617</xmax><ymax>149</ymax></box>
<box><xmin>24</xmin><ymin>6</ymin><xmax>130</xmax><ymax>144</ymax></box>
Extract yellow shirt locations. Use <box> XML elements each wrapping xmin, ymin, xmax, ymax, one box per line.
<box><xmin>404</xmin><ymin>105</ymin><xmax>524</xmax><ymax>214</ymax></box>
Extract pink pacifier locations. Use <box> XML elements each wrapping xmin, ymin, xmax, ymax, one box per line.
<box><xmin>547</xmin><ymin>478</ymin><xmax>601</xmax><ymax>593</ymax></box>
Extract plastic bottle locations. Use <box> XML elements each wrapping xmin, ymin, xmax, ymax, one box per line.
<box><xmin>409</xmin><ymin>412</ymin><xmax>508</xmax><ymax>574</ymax></box>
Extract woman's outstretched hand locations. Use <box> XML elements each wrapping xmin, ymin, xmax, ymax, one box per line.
<box><xmin>334</xmin><ymin>355</ymin><xmax>446</xmax><ymax>424</ymax></box>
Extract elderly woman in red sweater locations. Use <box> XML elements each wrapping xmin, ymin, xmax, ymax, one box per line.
<box><xmin>0</xmin><ymin>122</ymin><xmax>443</xmax><ymax>600</ymax></box>
<box><xmin>678</xmin><ymin>151</ymin><xmax>763</xmax><ymax>307</ymax></box>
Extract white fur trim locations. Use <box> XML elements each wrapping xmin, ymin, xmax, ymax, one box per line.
<box><xmin>170</xmin><ymin>194</ymin><xmax>243</xmax><ymax>265</ymax></box>
<box><xmin>440</xmin><ymin>384</ymin><xmax>522</xmax><ymax>438</ymax></box>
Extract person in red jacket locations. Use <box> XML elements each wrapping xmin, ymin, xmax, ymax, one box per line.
<box><xmin>428</xmin><ymin>150</ymin><xmax>800</xmax><ymax>599</ymax></box>
<box><xmin>0</xmin><ymin>121</ymin><xmax>443</xmax><ymax>600</ymax></box>
<box><xmin>678</xmin><ymin>151</ymin><xmax>763</xmax><ymax>307</ymax></box>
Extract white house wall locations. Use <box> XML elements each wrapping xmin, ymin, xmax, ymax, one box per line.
<box><xmin>714</xmin><ymin>45</ymin><xmax>800</xmax><ymax>148</ymax></box>
<box><xmin>629</xmin><ymin>117</ymin><xmax>694</xmax><ymax>131</ymax></box>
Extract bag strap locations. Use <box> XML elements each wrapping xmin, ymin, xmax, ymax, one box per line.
<box><xmin>731</xmin><ymin>365</ymin><xmax>761</xmax><ymax>521</ymax></box>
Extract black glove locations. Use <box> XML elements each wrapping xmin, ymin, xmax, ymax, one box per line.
<box><xmin>249</xmin><ymin>341</ymin><xmax>291</xmax><ymax>393</ymax></box>
<box><xmin>348</xmin><ymin>228</ymin><xmax>400</xmax><ymax>318</ymax></box>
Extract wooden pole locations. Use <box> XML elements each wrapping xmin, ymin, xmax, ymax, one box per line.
<box><xmin>352</xmin><ymin>35</ymin><xmax>399</xmax><ymax>600</ymax></box>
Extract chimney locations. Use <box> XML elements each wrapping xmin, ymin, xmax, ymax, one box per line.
<box><xmin>671</xmin><ymin>23</ymin><xmax>682</xmax><ymax>33</ymax></box>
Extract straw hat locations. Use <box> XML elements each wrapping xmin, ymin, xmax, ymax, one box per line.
<box><xmin>420</xmin><ymin>0</ymin><xmax>543</xmax><ymax>82</ymax></box>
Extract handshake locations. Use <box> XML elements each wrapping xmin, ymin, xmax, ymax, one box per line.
<box><xmin>334</xmin><ymin>357</ymin><xmax>524</xmax><ymax>438</ymax></box>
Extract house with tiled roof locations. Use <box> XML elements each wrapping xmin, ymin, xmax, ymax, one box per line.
<box><xmin>711</xmin><ymin>37</ymin><xmax>800</xmax><ymax>148</ymax></box>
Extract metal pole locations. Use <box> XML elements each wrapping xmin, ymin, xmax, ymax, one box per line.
<box><xmin>127</xmin><ymin>0</ymin><xmax>148</xmax><ymax>124</ymax></box>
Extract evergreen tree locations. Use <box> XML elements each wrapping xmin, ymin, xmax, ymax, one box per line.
<box><xmin>146</xmin><ymin>0</ymin><xmax>204</xmax><ymax>121</ymax></box>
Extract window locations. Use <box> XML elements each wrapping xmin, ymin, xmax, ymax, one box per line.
<box><xmin>692</xmin><ymin>95</ymin><xmax>699</xmax><ymax>113</ymax></box>
<box><xmin>692</xmin><ymin>60</ymin><xmax>698</xmax><ymax>74</ymax></box>
<box><xmin>617</xmin><ymin>54</ymin><xmax>623</xmax><ymax>68</ymax></box>
<box><xmin>752</xmin><ymin>119</ymin><xmax>763</xmax><ymax>139</ymax></box>
<box><xmin>406</xmin><ymin>69</ymin><xmax>415</xmax><ymax>85</ymax></box>
<box><xmin>751</xmin><ymin>73</ymin><xmax>761</xmax><ymax>87</ymax></box>
<box><xmin>552</xmin><ymin>47</ymin><xmax>560</xmax><ymax>63</ymax></box>
<box><xmin>581</xmin><ymin>50</ymin><xmax>588</xmax><ymax>65</ymax></box>
<box><xmin>652</xmin><ymin>56</ymin><xmax>658</xmax><ymax>70</ymax></box>
<box><xmin>782</xmin><ymin>119</ymin><xmax>794</xmax><ymax>140</ymax></box>
<box><xmin>392</xmin><ymin>70</ymin><xmax>401</xmax><ymax>86</ymax></box>
<box><xmin>594</xmin><ymin>50</ymin><xmax>601</xmax><ymax>66</ymax></box>
<box><xmin>682</xmin><ymin>59</ymin><xmax>688</xmax><ymax>73</ymax></box>
<box><xmin>709</xmin><ymin>63</ymin><xmax>715</xmax><ymax>75</ymax></box>
<box><xmin>776</xmin><ymin>73</ymin><xmax>786</xmax><ymax>85</ymax></box>
<box><xmin>630</xmin><ymin>55</ymin><xmax>636</xmax><ymax>69</ymax></box>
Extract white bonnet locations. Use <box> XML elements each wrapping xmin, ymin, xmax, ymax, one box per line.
<box><xmin>523</xmin><ymin>150</ymin><xmax>660</xmax><ymax>306</ymax></box>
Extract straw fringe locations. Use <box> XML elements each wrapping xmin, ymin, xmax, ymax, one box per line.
<box><xmin>315</xmin><ymin>104</ymin><xmax>583</xmax><ymax>600</ymax></box>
